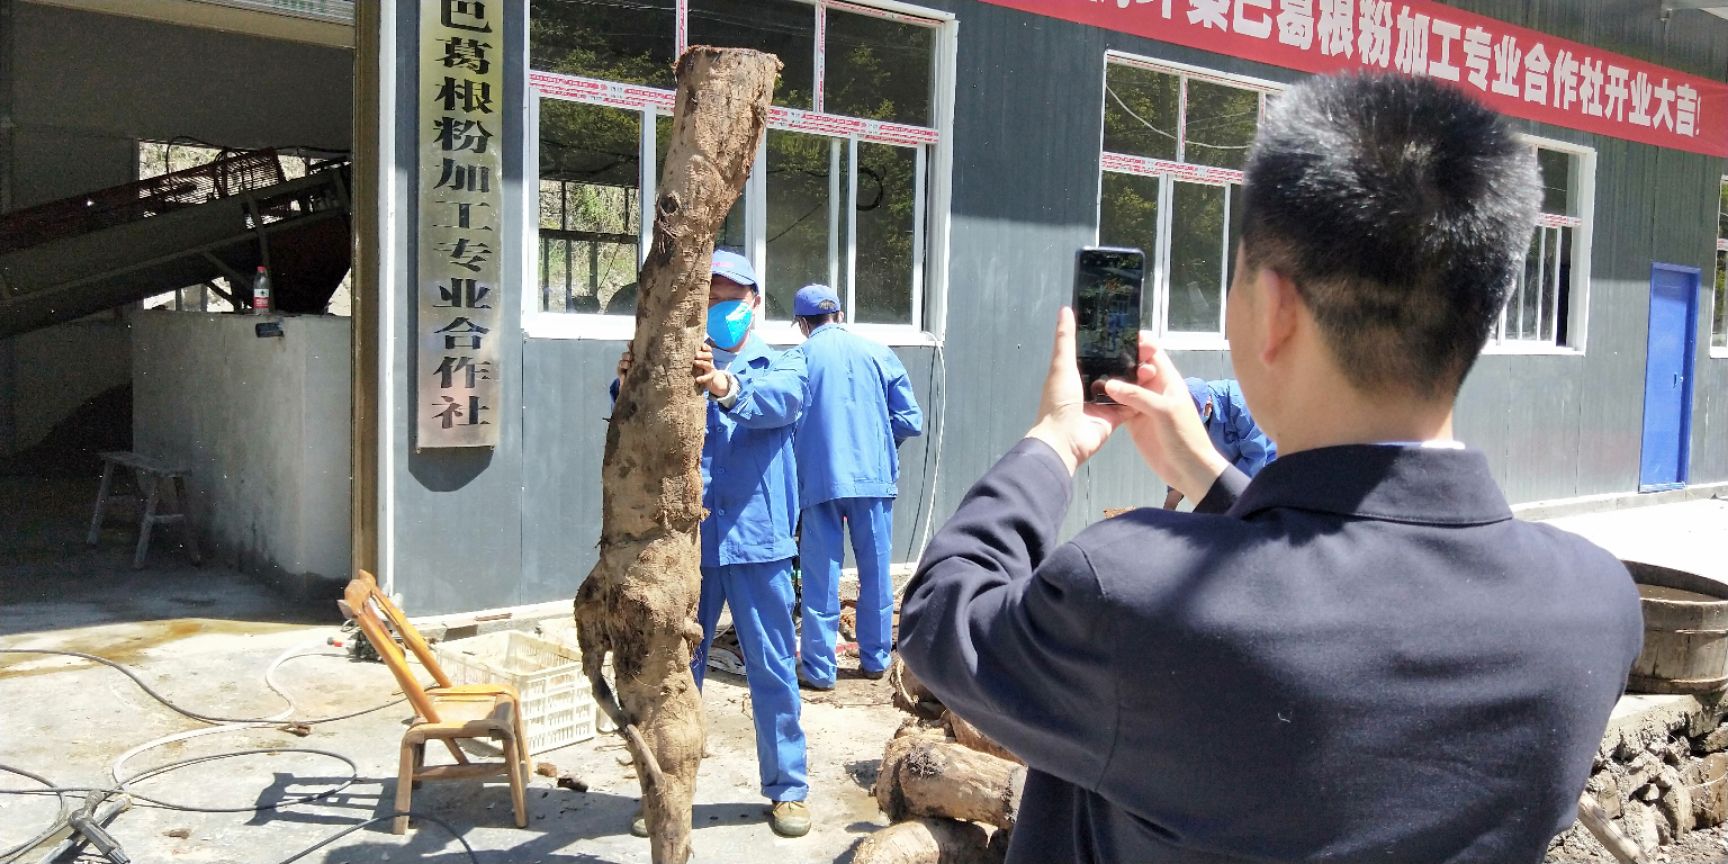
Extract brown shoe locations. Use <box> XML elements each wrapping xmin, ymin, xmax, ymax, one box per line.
<box><xmin>769</xmin><ymin>800</ymin><xmax>811</xmax><ymax>838</ymax></box>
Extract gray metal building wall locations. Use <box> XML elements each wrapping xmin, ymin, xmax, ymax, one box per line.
<box><xmin>380</xmin><ymin>0</ymin><xmax>1728</xmax><ymax>614</ymax></box>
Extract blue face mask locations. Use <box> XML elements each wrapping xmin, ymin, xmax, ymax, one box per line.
<box><xmin>706</xmin><ymin>298</ymin><xmax>753</xmax><ymax>350</ymax></box>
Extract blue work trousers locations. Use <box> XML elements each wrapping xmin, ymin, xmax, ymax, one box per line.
<box><xmin>799</xmin><ymin>497</ymin><xmax>895</xmax><ymax>687</ymax></box>
<box><xmin>690</xmin><ymin>559</ymin><xmax>808</xmax><ymax>802</ymax></box>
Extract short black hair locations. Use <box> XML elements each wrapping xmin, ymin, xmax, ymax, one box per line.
<box><xmin>1240</xmin><ymin>73</ymin><xmax>1540</xmax><ymax>397</ymax></box>
<box><xmin>799</xmin><ymin>313</ymin><xmax>840</xmax><ymax>329</ymax></box>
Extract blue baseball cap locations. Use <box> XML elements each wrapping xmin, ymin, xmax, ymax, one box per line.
<box><xmin>793</xmin><ymin>284</ymin><xmax>843</xmax><ymax>316</ymax></box>
<box><xmin>711</xmin><ymin>249</ymin><xmax>759</xmax><ymax>290</ymax></box>
<box><xmin>1185</xmin><ymin>378</ymin><xmax>1213</xmax><ymax>416</ymax></box>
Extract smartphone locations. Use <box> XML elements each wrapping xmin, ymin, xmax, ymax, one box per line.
<box><xmin>1073</xmin><ymin>246</ymin><xmax>1146</xmax><ymax>404</ymax></box>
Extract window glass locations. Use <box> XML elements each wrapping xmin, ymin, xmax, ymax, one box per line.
<box><xmin>530</xmin><ymin>1</ymin><xmax>942</xmax><ymax>332</ymax></box>
<box><xmin>1168</xmin><ymin>182</ymin><xmax>1225</xmax><ymax>333</ymax></box>
<box><xmin>1103</xmin><ymin>65</ymin><xmax>1179</xmax><ymax>161</ymax></box>
<box><xmin>1098</xmin><ymin>173</ymin><xmax>1160</xmax><ymax>254</ymax></box>
<box><xmin>1720</xmin><ymin>179</ymin><xmax>1728</xmax><ymax>239</ymax></box>
<box><xmin>1716</xmin><ymin>181</ymin><xmax>1726</xmax><ymax>350</ymax></box>
<box><xmin>1226</xmin><ymin>183</ymin><xmax>1244</xmax><ymax>289</ymax></box>
<box><xmin>765</xmin><ymin>130</ymin><xmax>842</xmax><ymax>319</ymax></box>
<box><xmin>1184</xmin><ymin>79</ymin><xmax>1258</xmax><ymax>170</ymax></box>
<box><xmin>1538</xmin><ymin>228</ymin><xmax>1564</xmax><ymax>343</ymax></box>
<box><xmin>825</xmin><ymin>8</ymin><xmax>934</xmax><ymax>126</ymax></box>
<box><xmin>1098</xmin><ymin>172</ymin><xmax>1160</xmax><ymax>325</ymax></box>
<box><xmin>1496</xmin><ymin>147</ymin><xmax>1585</xmax><ymax>346</ymax></box>
<box><xmin>1537</xmin><ymin>147</ymin><xmax>1573</xmax><ymax>216</ymax></box>
<box><xmin>853</xmin><ymin>142</ymin><xmax>916</xmax><ymax>324</ymax></box>
<box><xmin>1556</xmin><ymin>226</ymin><xmax>1574</xmax><ymax>345</ymax></box>
<box><xmin>540</xmin><ymin>101</ymin><xmax>642</xmax><ymax>314</ymax></box>
<box><xmin>689</xmin><ymin>0</ymin><xmax>814</xmax><ymax>110</ymax></box>
<box><xmin>1714</xmin><ymin>249</ymin><xmax>1727</xmax><ymax>351</ymax></box>
<box><xmin>530</xmin><ymin>0</ymin><xmax>676</xmax><ymax>89</ymax></box>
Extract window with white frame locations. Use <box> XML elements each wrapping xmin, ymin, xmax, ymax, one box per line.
<box><xmin>529</xmin><ymin>0</ymin><xmax>948</xmax><ymax>333</ymax></box>
<box><xmin>1713</xmin><ymin>177</ymin><xmax>1726</xmax><ymax>355</ymax></box>
<box><xmin>1492</xmin><ymin>142</ymin><xmax>1592</xmax><ymax>348</ymax></box>
<box><xmin>1095</xmin><ymin>56</ymin><xmax>1271</xmax><ymax>344</ymax></box>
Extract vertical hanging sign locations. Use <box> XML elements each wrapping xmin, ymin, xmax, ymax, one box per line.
<box><xmin>417</xmin><ymin>0</ymin><xmax>502</xmax><ymax>448</ymax></box>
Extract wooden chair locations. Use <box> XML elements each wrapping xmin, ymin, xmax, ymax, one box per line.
<box><xmin>338</xmin><ymin>570</ymin><xmax>528</xmax><ymax>834</ymax></box>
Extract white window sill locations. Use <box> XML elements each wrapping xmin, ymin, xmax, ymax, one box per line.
<box><xmin>1710</xmin><ymin>347</ymin><xmax>1728</xmax><ymax>360</ymax></box>
<box><xmin>1159</xmin><ymin>333</ymin><xmax>1230</xmax><ymax>352</ymax></box>
<box><xmin>522</xmin><ymin>313</ymin><xmax>939</xmax><ymax>347</ymax></box>
<box><xmin>1480</xmin><ymin>342</ymin><xmax>1585</xmax><ymax>356</ymax></box>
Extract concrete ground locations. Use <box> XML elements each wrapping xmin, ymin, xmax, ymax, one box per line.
<box><xmin>0</xmin><ymin>477</ymin><xmax>899</xmax><ymax>864</ymax></box>
<box><xmin>1542</xmin><ymin>496</ymin><xmax>1728</xmax><ymax>582</ymax></box>
<box><xmin>4</xmin><ymin>474</ymin><xmax>1725</xmax><ymax>864</ymax></box>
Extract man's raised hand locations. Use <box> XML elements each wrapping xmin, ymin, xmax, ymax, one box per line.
<box><xmin>1025</xmin><ymin>307</ymin><xmax>1125</xmax><ymax>475</ymax></box>
<box><xmin>1102</xmin><ymin>334</ymin><xmax>1229</xmax><ymax>502</ymax></box>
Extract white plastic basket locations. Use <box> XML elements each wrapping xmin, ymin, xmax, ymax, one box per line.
<box><xmin>433</xmin><ymin>630</ymin><xmax>597</xmax><ymax>754</ymax></box>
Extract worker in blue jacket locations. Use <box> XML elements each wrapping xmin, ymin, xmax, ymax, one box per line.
<box><xmin>612</xmin><ymin>249</ymin><xmax>811</xmax><ymax>839</ymax></box>
<box><xmin>719</xmin><ymin>284</ymin><xmax>923</xmax><ymax>690</ymax></box>
<box><xmin>1162</xmin><ymin>377</ymin><xmax>1276</xmax><ymax>509</ymax></box>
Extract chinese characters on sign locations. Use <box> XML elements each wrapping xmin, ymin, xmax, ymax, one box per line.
<box><xmin>981</xmin><ymin>0</ymin><xmax>1728</xmax><ymax>158</ymax></box>
<box><xmin>418</xmin><ymin>0</ymin><xmax>503</xmax><ymax>448</ymax></box>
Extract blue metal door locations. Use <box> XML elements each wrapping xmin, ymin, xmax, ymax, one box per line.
<box><xmin>1639</xmin><ymin>264</ymin><xmax>1699</xmax><ymax>491</ymax></box>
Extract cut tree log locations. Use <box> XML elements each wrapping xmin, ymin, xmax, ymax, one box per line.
<box><xmin>572</xmin><ymin>46</ymin><xmax>778</xmax><ymax>864</ymax></box>
<box><xmin>875</xmin><ymin>735</ymin><xmax>1027</xmax><ymax>831</ymax></box>
<box><xmin>889</xmin><ymin>655</ymin><xmax>944</xmax><ymax>719</ymax></box>
<box><xmin>850</xmin><ymin>818</ymin><xmax>1002</xmax><ymax>864</ymax></box>
<box><xmin>893</xmin><ymin>714</ymin><xmax>953</xmax><ymax>741</ymax></box>
<box><xmin>947</xmin><ymin>711</ymin><xmax>1022</xmax><ymax>766</ymax></box>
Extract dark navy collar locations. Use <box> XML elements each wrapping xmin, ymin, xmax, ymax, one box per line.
<box><xmin>1228</xmin><ymin>444</ymin><xmax>1513</xmax><ymax>526</ymax></box>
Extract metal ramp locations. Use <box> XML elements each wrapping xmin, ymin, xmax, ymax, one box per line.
<box><xmin>0</xmin><ymin>149</ymin><xmax>352</xmax><ymax>339</ymax></box>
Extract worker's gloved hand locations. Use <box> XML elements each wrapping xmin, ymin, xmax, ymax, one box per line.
<box><xmin>693</xmin><ymin>345</ymin><xmax>733</xmax><ymax>399</ymax></box>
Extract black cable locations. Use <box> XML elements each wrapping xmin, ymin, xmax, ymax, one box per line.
<box><xmin>0</xmin><ymin>765</ymin><xmax>69</xmax><ymax>864</ymax></box>
<box><xmin>0</xmin><ymin>648</ymin><xmax>404</xmax><ymax>725</ymax></box>
<box><xmin>0</xmin><ymin>749</ymin><xmax>358</xmax><ymax>814</ymax></box>
<box><xmin>0</xmin><ymin>652</ymin><xmax>478</xmax><ymax>864</ymax></box>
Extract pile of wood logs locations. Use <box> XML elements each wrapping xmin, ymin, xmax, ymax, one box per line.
<box><xmin>854</xmin><ymin>659</ymin><xmax>1028</xmax><ymax>864</ymax></box>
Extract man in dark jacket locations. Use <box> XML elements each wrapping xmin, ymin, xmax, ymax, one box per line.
<box><xmin>899</xmin><ymin>73</ymin><xmax>1642</xmax><ymax>864</ymax></box>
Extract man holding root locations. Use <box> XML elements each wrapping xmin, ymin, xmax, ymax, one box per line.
<box><xmin>613</xmin><ymin>250</ymin><xmax>812</xmax><ymax>840</ymax></box>
<box><xmin>900</xmin><ymin>73</ymin><xmax>1643</xmax><ymax>863</ymax></box>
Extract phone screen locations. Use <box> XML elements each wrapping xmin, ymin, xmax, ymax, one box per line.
<box><xmin>1073</xmin><ymin>247</ymin><xmax>1146</xmax><ymax>403</ymax></box>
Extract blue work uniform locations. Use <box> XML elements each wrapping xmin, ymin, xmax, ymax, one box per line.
<box><xmin>1198</xmin><ymin>379</ymin><xmax>1276</xmax><ymax>476</ymax></box>
<box><xmin>610</xmin><ymin>333</ymin><xmax>808</xmax><ymax>802</ymax></box>
<box><xmin>726</xmin><ymin>324</ymin><xmax>923</xmax><ymax>687</ymax></box>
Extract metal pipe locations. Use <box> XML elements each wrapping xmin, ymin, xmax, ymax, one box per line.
<box><xmin>34</xmin><ymin>794</ymin><xmax>131</xmax><ymax>864</ymax></box>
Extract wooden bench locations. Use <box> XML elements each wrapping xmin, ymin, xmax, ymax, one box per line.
<box><xmin>87</xmin><ymin>451</ymin><xmax>202</xmax><ymax>569</ymax></box>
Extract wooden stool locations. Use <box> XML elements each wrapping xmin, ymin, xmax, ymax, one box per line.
<box><xmin>87</xmin><ymin>451</ymin><xmax>202</xmax><ymax>569</ymax></box>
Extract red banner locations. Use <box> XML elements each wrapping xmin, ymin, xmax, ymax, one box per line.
<box><xmin>980</xmin><ymin>0</ymin><xmax>1728</xmax><ymax>158</ymax></box>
